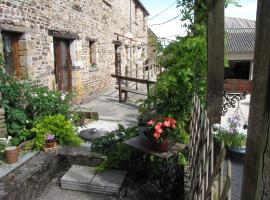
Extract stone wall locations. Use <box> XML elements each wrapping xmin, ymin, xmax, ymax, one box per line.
<box><xmin>0</xmin><ymin>0</ymin><xmax>149</xmax><ymax>103</ymax></box>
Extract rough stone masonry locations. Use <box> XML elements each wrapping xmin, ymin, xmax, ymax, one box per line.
<box><xmin>0</xmin><ymin>0</ymin><xmax>149</xmax><ymax>103</ymax></box>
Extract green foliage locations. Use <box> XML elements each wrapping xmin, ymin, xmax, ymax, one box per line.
<box><xmin>0</xmin><ymin>68</ymin><xmax>31</xmax><ymax>145</ymax></box>
<box><xmin>92</xmin><ymin>125</ymin><xmax>138</xmax><ymax>171</ymax></box>
<box><xmin>28</xmin><ymin>115</ymin><xmax>83</xmax><ymax>149</ymax></box>
<box><xmin>140</xmin><ymin>26</ymin><xmax>207</xmax><ymax>137</ymax></box>
<box><xmin>25</xmin><ymin>86</ymin><xmax>72</xmax><ymax>119</ymax></box>
<box><xmin>0</xmin><ymin>54</ymin><xmax>80</xmax><ymax>145</ymax></box>
<box><xmin>0</xmin><ymin>144</ymin><xmax>6</xmax><ymax>160</ymax></box>
<box><xmin>177</xmin><ymin>0</ymin><xmax>241</xmax><ymax>27</ymax></box>
<box><xmin>214</xmin><ymin>130</ymin><xmax>246</xmax><ymax>148</ymax></box>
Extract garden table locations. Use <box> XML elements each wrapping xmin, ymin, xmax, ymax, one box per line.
<box><xmin>124</xmin><ymin>136</ymin><xmax>187</xmax><ymax>200</ymax></box>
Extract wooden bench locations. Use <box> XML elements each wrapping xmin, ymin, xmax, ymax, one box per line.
<box><xmin>111</xmin><ymin>74</ymin><xmax>156</xmax><ymax>102</ymax></box>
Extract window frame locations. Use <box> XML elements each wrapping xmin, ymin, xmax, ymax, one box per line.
<box><xmin>88</xmin><ymin>40</ymin><xmax>98</xmax><ymax>72</ymax></box>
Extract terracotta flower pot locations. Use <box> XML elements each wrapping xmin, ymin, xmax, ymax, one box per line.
<box><xmin>153</xmin><ymin>140</ymin><xmax>169</xmax><ymax>152</ymax></box>
<box><xmin>144</xmin><ymin>131</ymin><xmax>169</xmax><ymax>152</ymax></box>
<box><xmin>5</xmin><ymin>146</ymin><xmax>18</xmax><ymax>164</ymax></box>
<box><xmin>46</xmin><ymin>141</ymin><xmax>55</xmax><ymax>148</ymax></box>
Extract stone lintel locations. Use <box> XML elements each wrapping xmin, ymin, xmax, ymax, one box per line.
<box><xmin>85</xmin><ymin>37</ymin><xmax>98</xmax><ymax>42</ymax></box>
<box><xmin>48</xmin><ymin>30</ymin><xmax>79</xmax><ymax>40</ymax></box>
<box><xmin>0</xmin><ymin>22</ymin><xmax>29</xmax><ymax>34</ymax></box>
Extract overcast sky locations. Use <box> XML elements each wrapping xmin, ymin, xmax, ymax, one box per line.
<box><xmin>140</xmin><ymin>0</ymin><xmax>257</xmax><ymax>40</ymax></box>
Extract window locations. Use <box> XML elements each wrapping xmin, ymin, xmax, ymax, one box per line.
<box><xmin>135</xmin><ymin>6</ymin><xmax>139</xmax><ymax>26</ymax></box>
<box><xmin>89</xmin><ymin>41</ymin><xmax>97</xmax><ymax>71</ymax></box>
<box><xmin>225</xmin><ymin>61</ymin><xmax>250</xmax><ymax>80</ymax></box>
<box><xmin>1</xmin><ymin>31</ymin><xmax>21</xmax><ymax>78</ymax></box>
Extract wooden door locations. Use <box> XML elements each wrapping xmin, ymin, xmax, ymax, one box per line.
<box><xmin>2</xmin><ymin>32</ymin><xmax>21</xmax><ymax>78</ymax></box>
<box><xmin>53</xmin><ymin>39</ymin><xmax>72</xmax><ymax>92</ymax></box>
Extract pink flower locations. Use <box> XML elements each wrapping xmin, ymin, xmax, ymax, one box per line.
<box><xmin>147</xmin><ymin>120</ymin><xmax>156</xmax><ymax>126</ymax></box>
<box><xmin>155</xmin><ymin>122</ymin><xmax>163</xmax><ymax>130</ymax></box>
<box><xmin>163</xmin><ymin>120</ymin><xmax>171</xmax><ymax>127</ymax></box>
<box><xmin>154</xmin><ymin>131</ymin><xmax>161</xmax><ymax>140</ymax></box>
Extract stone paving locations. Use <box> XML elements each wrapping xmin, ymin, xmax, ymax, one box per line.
<box><xmin>79</xmin><ymin>86</ymin><xmax>147</xmax><ymax>127</ymax></box>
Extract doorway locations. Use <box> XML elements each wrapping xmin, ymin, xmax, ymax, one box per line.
<box><xmin>53</xmin><ymin>38</ymin><xmax>72</xmax><ymax>92</ymax></box>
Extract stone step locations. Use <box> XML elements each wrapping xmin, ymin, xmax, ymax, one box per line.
<box><xmin>60</xmin><ymin>165</ymin><xmax>127</xmax><ymax>196</ymax></box>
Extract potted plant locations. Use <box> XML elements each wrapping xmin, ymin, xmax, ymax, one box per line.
<box><xmin>138</xmin><ymin>105</ymin><xmax>159</xmax><ymax>140</ymax></box>
<box><xmin>45</xmin><ymin>133</ymin><xmax>55</xmax><ymax>148</ymax></box>
<box><xmin>213</xmin><ymin>114</ymin><xmax>247</xmax><ymax>163</ymax></box>
<box><xmin>145</xmin><ymin>117</ymin><xmax>177</xmax><ymax>152</ymax></box>
<box><xmin>0</xmin><ymin>136</ymin><xmax>18</xmax><ymax>164</ymax></box>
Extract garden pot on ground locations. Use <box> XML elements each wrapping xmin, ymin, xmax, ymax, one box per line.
<box><xmin>46</xmin><ymin>141</ymin><xmax>55</xmax><ymax>148</ymax></box>
<box><xmin>5</xmin><ymin>146</ymin><xmax>18</xmax><ymax>164</ymax></box>
<box><xmin>226</xmin><ymin>147</ymin><xmax>246</xmax><ymax>164</ymax></box>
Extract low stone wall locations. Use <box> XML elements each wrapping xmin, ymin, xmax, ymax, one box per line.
<box><xmin>0</xmin><ymin>146</ymin><xmax>104</xmax><ymax>200</ymax></box>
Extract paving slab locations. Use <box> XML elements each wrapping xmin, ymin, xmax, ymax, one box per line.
<box><xmin>61</xmin><ymin>165</ymin><xmax>127</xmax><ymax>196</ymax></box>
<box><xmin>79</xmin><ymin>87</ymin><xmax>146</xmax><ymax>127</ymax></box>
<box><xmin>61</xmin><ymin>165</ymin><xmax>95</xmax><ymax>184</ymax></box>
<box><xmin>90</xmin><ymin>169</ymin><xmax>127</xmax><ymax>189</ymax></box>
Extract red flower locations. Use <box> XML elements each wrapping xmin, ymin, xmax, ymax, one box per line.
<box><xmin>154</xmin><ymin>131</ymin><xmax>161</xmax><ymax>140</ymax></box>
<box><xmin>155</xmin><ymin>122</ymin><xmax>163</xmax><ymax>130</ymax></box>
<box><xmin>147</xmin><ymin>120</ymin><xmax>156</xmax><ymax>126</ymax></box>
<box><xmin>163</xmin><ymin>120</ymin><xmax>171</xmax><ymax>127</ymax></box>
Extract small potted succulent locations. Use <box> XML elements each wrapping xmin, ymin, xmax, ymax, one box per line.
<box><xmin>213</xmin><ymin>114</ymin><xmax>247</xmax><ymax>163</ymax></box>
<box><xmin>145</xmin><ymin>117</ymin><xmax>177</xmax><ymax>152</ymax></box>
<box><xmin>45</xmin><ymin>133</ymin><xmax>55</xmax><ymax>148</ymax></box>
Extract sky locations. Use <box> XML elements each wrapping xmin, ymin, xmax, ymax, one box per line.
<box><xmin>140</xmin><ymin>0</ymin><xmax>257</xmax><ymax>40</ymax></box>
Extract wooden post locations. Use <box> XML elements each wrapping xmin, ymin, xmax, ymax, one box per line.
<box><xmin>241</xmin><ymin>0</ymin><xmax>270</xmax><ymax>199</ymax></box>
<box><xmin>206</xmin><ymin>0</ymin><xmax>224</xmax><ymax>126</ymax></box>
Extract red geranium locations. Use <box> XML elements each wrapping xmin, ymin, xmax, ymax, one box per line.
<box><xmin>146</xmin><ymin>117</ymin><xmax>177</xmax><ymax>142</ymax></box>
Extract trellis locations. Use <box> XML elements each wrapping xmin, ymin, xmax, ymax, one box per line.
<box><xmin>188</xmin><ymin>95</ymin><xmax>231</xmax><ymax>200</ymax></box>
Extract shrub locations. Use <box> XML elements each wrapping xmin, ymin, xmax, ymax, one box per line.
<box><xmin>91</xmin><ymin>125</ymin><xmax>138</xmax><ymax>171</ymax></box>
<box><xmin>0</xmin><ymin>68</ymin><xmax>32</xmax><ymax>145</ymax></box>
<box><xmin>25</xmin><ymin>86</ymin><xmax>73</xmax><ymax>120</ymax></box>
<box><xmin>29</xmin><ymin>114</ymin><xmax>83</xmax><ymax>149</ymax></box>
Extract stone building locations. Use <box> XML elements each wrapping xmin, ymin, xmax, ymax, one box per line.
<box><xmin>0</xmin><ymin>0</ymin><xmax>149</xmax><ymax>103</ymax></box>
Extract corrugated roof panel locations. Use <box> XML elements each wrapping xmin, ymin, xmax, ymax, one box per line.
<box><xmin>225</xmin><ymin>28</ymin><xmax>256</xmax><ymax>53</ymax></box>
<box><xmin>225</xmin><ymin>17</ymin><xmax>255</xmax><ymax>28</ymax></box>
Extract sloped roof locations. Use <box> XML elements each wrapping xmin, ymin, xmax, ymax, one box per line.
<box><xmin>135</xmin><ymin>0</ymin><xmax>150</xmax><ymax>16</ymax></box>
<box><xmin>225</xmin><ymin>17</ymin><xmax>256</xmax><ymax>53</ymax></box>
<box><xmin>225</xmin><ymin>17</ymin><xmax>255</xmax><ymax>28</ymax></box>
